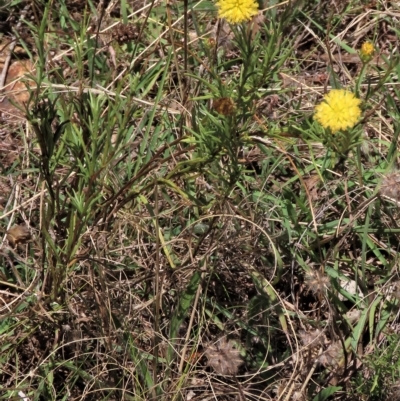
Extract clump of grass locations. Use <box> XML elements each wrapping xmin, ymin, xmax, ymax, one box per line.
<box><xmin>351</xmin><ymin>334</ymin><xmax>400</xmax><ymax>401</ymax></box>
<box><xmin>2</xmin><ymin>0</ymin><xmax>400</xmax><ymax>400</ymax></box>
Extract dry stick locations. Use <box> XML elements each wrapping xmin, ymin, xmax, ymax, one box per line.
<box><xmin>183</xmin><ymin>0</ymin><xmax>188</xmax><ymax>76</ymax></box>
<box><xmin>0</xmin><ymin>38</ymin><xmax>17</xmax><ymax>90</ymax></box>
<box><xmin>152</xmin><ymin>182</ymin><xmax>161</xmax><ymax>401</ymax></box>
<box><xmin>0</xmin><ymin>171</ymin><xmax>79</xmax><ymax>223</ymax></box>
<box><xmin>1</xmin><ymin>180</ymin><xmax>20</xmax><ymax>251</ymax></box>
<box><xmin>0</xmin><ymin>4</ymin><xmax>30</xmax><ymax>90</ymax></box>
<box><xmin>178</xmin><ymin>272</ymin><xmax>203</xmax><ymax>373</ymax></box>
<box><xmin>298</xmin><ymin>348</ymin><xmax>324</xmax><ymax>398</ymax></box>
<box><xmin>234</xmin><ymin>376</ymin><xmax>246</xmax><ymax>401</ymax></box>
<box><xmin>0</xmin><ymin>271</ymin><xmax>39</xmax><ymax>319</ymax></box>
<box><xmin>166</xmin><ymin>0</ymin><xmax>184</xmax><ymax>101</ymax></box>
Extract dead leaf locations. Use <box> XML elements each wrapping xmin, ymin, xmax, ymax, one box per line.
<box><xmin>0</xmin><ymin>59</ymin><xmax>34</xmax><ymax>118</ymax></box>
<box><xmin>303</xmin><ymin>174</ymin><xmax>321</xmax><ymax>201</ymax></box>
<box><xmin>7</xmin><ymin>224</ymin><xmax>31</xmax><ymax>247</ymax></box>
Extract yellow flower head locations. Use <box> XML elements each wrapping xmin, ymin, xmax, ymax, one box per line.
<box><xmin>314</xmin><ymin>89</ymin><xmax>361</xmax><ymax>133</ymax></box>
<box><xmin>360</xmin><ymin>41</ymin><xmax>375</xmax><ymax>57</ymax></box>
<box><xmin>216</xmin><ymin>0</ymin><xmax>259</xmax><ymax>24</ymax></box>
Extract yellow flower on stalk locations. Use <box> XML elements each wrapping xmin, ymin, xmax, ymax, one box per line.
<box><xmin>314</xmin><ymin>89</ymin><xmax>361</xmax><ymax>133</ymax></box>
<box><xmin>360</xmin><ymin>41</ymin><xmax>374</xmax><ymax>57</ymax></box>
<box><xmin>216</xmin><ymin>0</ymin><xmax>259</xmax><ymax>24</ymax></box>
<box><xmin>360</xmin><ymin>41</ymin><xmax>375</xmax><ymax>63</ymax></box>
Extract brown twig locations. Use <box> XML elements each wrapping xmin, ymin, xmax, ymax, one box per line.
<box><xmin>0</xmin><ymin>38</ymin><xmax>17</xmax><ymax>90</ymax></box>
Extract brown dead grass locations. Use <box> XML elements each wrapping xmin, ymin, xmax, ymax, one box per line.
<box><xmin>1</xmin><ymin>1</ymin><xmax>400</xmax><ymax>400</ymax></box>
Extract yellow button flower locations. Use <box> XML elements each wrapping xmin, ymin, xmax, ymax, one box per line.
<box><xmin>216</xmin><ymin>0</ymin><xmax>259</xmax><ymax>24</ymax></box>
<box><xmin>359</xmin><ymin>41</ymin><xmax>375</xmax><ymax>63</ymax></box>
<box><xmin>360</xmin><ymin>41</ymin><xmax>375</xmax><ymax>57</ymax></box>
<box><xmin>314</xmin><ymin>89</ymin><xmax>361</xmax><ymax>133</ymax></box>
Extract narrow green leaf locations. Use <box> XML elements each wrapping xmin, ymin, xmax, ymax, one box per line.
<box><xmin>312</xmin><ymin>386</ymin><xmax>342</xmax><ymax>401</ymax></box>
<box><xmin>167</xmin><ymin>270</ymin><xmax>201</xmax><ymax>362</ymax></box>
<box><xmin>351</xmin><ymin>308</ymin><xmax>368</xmax><ymax>352</ymax></box>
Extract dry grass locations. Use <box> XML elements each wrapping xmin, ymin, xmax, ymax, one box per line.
<box><xmin>1</xmin><ymin>0</ymin><xmax>400</xmax><ymax>400</ymax></box>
